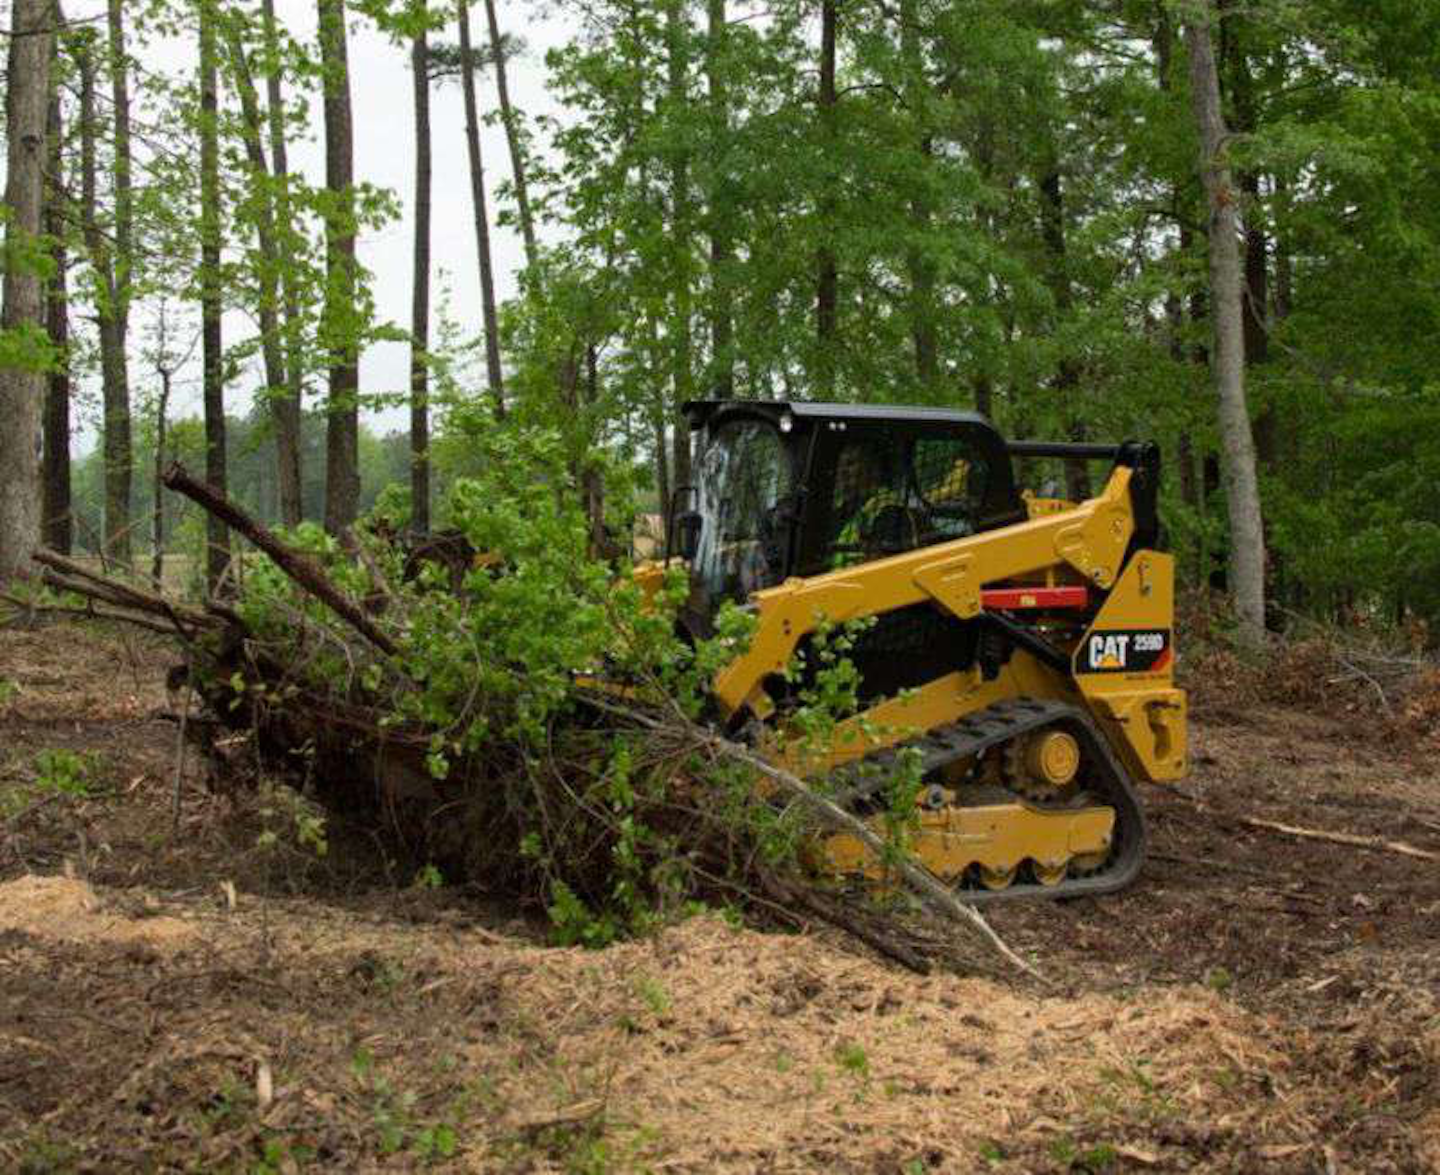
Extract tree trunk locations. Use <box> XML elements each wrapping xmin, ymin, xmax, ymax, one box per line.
<box><xmin>43</xmin><ymin>59</ymin><xmax>71</xmax><ymax>555</ymax></box>
<box><xmin>262</xmin><ymin>0</ymin><xmax>306</xmax><ymax>520</ymax></box>
<box><xmin>224</xmin><ymin>22</ymin><xmax>303</xmax><ymax>528</ymax></box>
<box><xmin>1185</xmin><ymin>8</ymin><xmax>1266</xmax><ymax>642</ymax></box>
<box><xmin>1226</xmin><ymin>18</ymin><xmax>1273</xmax><ymax>469</ymax></box>
<box><xmin>705</xmin><ymin>0</ymin><xmax>733</xmax><ymax>398</ymax></box>
<box><xmin>1273</xmin><ymin>173</ymin><xmax>1292</xmax><ymax>321</ymax></box>
<box><xmin>665</xmin><ymin>0</ymin><xmax>693</xmax><ymax>490</ymax></box>
<box><xmin>1154</xmin><ymin>11</ymin><xmax>1200</xmax><ymax>519</ymax></box>
<box><xmin>647</xmin><ymin>312</ymin><xmax>671</xmax><ymax>543</ymax></box>
<box><xmin>814</xmin><ymin>0</ymin><xmax>837</xmax><ymax>396</ymax></box>
<box><xmin>77</xmin><ymin>28</ymin><xmax>132</xmax><ymax>562</ymax></box>
<box><xmin>0</xmin><ymin>0</ymin><xmax>52</xmax><ymax>583</ymax></box>
<box><xmin>582</xmin><ymin>341</ymin><xmax>607</xmax><ymax>552</ymax></box>
<box><xmin>151</xmin><ymin>366</ymin><xmax>171</xmax><ymax>587</ymax></box>
<box><xmin>318</xmin><ymin>0</ymin><xmax>361</xmax><ymax>533</ymax></box>
<box><xmin>108</xmin><ymin>0</ymin><xmax>134</xmax><ymax>563</ymax></box>
<box><xmin>457</xmin><ymin>0</ymin><xmax>506</xmax><ymax>417</ymax></box>
<box><xmin>482</xmin><ymin>0</ymin><xmax>537</xmax><ymax>269</ymax></box>
<box><xmin>1038</xmin><ymin>164</ymin><xmax>1090</xmax><ymax>501</ymax></box>
<box><xmin>973</xmin><ymin>374</ymin><xmax>992</xmax><ymax>419</ymax></box>
<box><xmin>653</xmin><ymin>412</ymin><xmax>671</xmax><ymax>551</ymax></box>
<box><xmin>897</xmin><ymin>0</ymin><xmax>938</xmax><ymax>397</ymax></box>
<box><xmin>410</xmin><ymin>25</ymin><xmax>432</xmax><ymax>535</ymax></box>
<box><xmin>907</xmin><ymin>156</ymin><xmax>939</xmax><ymax>394</ymax></box>
<box><xmin>199</xmin><ymin>0</ymin><xmax>229</xmax><ymax>589</ymax></box>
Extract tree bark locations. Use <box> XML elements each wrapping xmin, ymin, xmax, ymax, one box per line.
<box><xmin>482</xmin><ymin>0</ymin><xmax>536</xmax><ymax>269</ymax></box>
<box><xmin>108</xmin><ymin>0</ymin><xmax>132</xmax><ymax>306</ymax></box>
<box><xmin>582</xmin><ymin>342</ymin><xmax>607</xmax><ymax>552</ymax></box>
<box><xmin>457</xmin><ymin>0</ymin><xmax>506</xmax><ymax>417</ymax></box>
<box><xmin>162</xmin><ymin>463</ymin><xmax>398</xmax><ymax>657</ymax></box>
<box><xmin>1185</xmin><ymin>8</ymin><xmax>1266</xmax><ymax>642</ymax></box>
<box><xmin>1273</xmin><ymin>173</ymin><xmax>1292</xmax><ymax>321</ymax></box>
<box><xmin>318</xmin><ymin>0</ymin><xmax>361</xmax><ymax>532</ymax></box>
<box><xmin>647</xmin><ymin>313</ymin><xmax>671</xmax><ymax>543</ymax></box>
<box><xmin>814</xmin><ymin>0</ymin><xmax>837</xmax><ymax>396</ymax></box>
<box><xmin>665</xmin><ymin>0</ymin><xmax>692</xmax><ymax>492</ymax></box>
<box><xmin>897</xmin><ymin>0</ymin><xmax>938</xmax><ymax>397</ymax></box>
<box><xmin>0</xmin><ymin>0</ymin><xmax>53</xmax><ymax>583</ymax></box>
<box><xmin>1225</xmin><ymin>18</ymin><xmax>1273</xmax><ymax>469</ymax></box>
<box><xmin>224</xmin><ymin>21</ymin><xmax>303</xmax><ymax>528</ymax></box>
<box><xmin>78</xmin><ymin>13</ymin><xmax>133</xmax><ymax>562</ymax></box>
<box><xmin>199</xmin><ymin>0</ymin><xmax>229</xmax><ymax>589</ymax></box>
<box><xmin>1038</xmin><ymin>164</ymin><xmax>1091</xmax><ymax>501</ymax></box>
<box><xmin>43</xmin><ymin>54</ymin><xmax>71</xmax><ymax>555</ymax></box>
<box><xmin>151</xmin><ymin>365</ymin><xmax>171</xmax><ymax>587</ymax></box>
<box><xmin>1154</xmin><ymin>10</ymin><xmax>1200</xmax><ymax>518</ymax></box>
<box><xmin>907</xmin><ymin>151</ymin><xmax>939</xmax><ymax>394</ymax></box>
<box><xmin>973</xmin><ymin>374</ymin><xmax>992</xmax><ymax>419</ymax></box>
<box><xmin>105</xmin><ymin>0</ymin><xmax>134</xmax><ymax>561</ymax></box>
<box><xmin>410</xmin><ymin>24</ymin><xmax>432</xmax><ymax>534</ymax></box>
<box><xmin>261</xmin><ymin>0</ymin><xmax>307</xmax><ymax>519</ymax></box>
<box><xmin>653</xmin><ymin>409</ymin><xmax>671</xmax><ymax>550</ymax></box>
<box><xmin>704</xmin><ymin>0</ymin><xmax>733</xmax><ymax>399</ymax></box>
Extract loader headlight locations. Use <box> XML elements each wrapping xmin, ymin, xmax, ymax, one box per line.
<box><xmin>779</xmin><ymin>412</ymin><xmax>794</xmax><ymax>434</ymax></box>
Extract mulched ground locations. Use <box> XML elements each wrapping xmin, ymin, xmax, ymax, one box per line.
<box><xmin>1</xmin><ymin>622</ymin><xmax>1437</xmax><ymax>1172</ymax></box>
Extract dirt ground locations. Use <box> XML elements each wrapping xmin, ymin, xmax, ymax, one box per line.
<box><xmin>1</xmin><ymin>623</ymin><xmax>1437</xmax><ymax>1173</ymax></box>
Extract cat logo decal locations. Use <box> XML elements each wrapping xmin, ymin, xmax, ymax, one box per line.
<box><xmin>1077</xmin><ymin>629</ymin><xmax>1171</xmax><ymax>675</ymax></box>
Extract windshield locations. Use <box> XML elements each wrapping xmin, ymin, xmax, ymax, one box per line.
<box><xmin>691</xmin><ymin>419</ymin><xmax>793</xmax><ymax>609</ymax></box>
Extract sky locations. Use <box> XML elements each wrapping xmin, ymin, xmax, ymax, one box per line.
<box><xmin>65</xmin><ymin>0</ymin><xmax>574</xmax><ymax>446</ymax></box>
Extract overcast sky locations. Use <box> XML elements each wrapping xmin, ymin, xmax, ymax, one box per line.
<box><xmin>66</xmin><ymin>0</ymin><xmax>573</xmax><ymax>446</ymax></box>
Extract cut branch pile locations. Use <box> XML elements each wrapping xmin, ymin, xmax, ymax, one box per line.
<box><xmin>24</xmin><ymin>464</ymin><xmax>1034</xmax><ymax>980</ymax></box>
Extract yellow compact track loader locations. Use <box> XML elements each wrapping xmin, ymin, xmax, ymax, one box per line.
<box><xmin>651</xmin><ymin>400</ymin><xmax>1187</xmax><ymax>901</ymax></box>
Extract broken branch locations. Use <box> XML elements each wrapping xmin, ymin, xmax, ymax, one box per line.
<box><xmin>162</xmin><ymin>463</ymin><xmax>398</xmax><ymax>657</ymax></box>
<box><xmin>1240</xmin><ymin>816</ymin><xmax>1438</xmax><ymax>862</ymax></box>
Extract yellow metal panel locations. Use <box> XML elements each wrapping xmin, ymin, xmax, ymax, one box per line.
<box><xmin>1073</xmin><ymin>550</ymin><xmax>1188</xmax><ymax>783</ymax></box>
<box><xmin>819</xmin><ymin>802</ymin><xmax>1114</xmax><ymax>883</ymax></box>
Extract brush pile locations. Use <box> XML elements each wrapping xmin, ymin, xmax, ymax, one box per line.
<box><xmin>20</xmin><ymin>456</ymin><xmax>1029</xmax><ymax>978</ymax></box>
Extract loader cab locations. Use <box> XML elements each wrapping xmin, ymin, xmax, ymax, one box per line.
<box><xmin>679</xmin><ymin>400</ymin><xmax>1026</xmax><ymax>617</ymax></box>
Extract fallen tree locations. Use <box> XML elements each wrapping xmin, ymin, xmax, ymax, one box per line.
<box><xmin>19</xmin><ymin>450</ymin><xmax>1036</xmax><ymax>980</ymax></box>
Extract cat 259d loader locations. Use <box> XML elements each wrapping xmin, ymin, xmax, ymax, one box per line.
<box><xmin>652</xmin><ymin>400</ymin><xmax>1187</xmax><ymax>901</ymax></box>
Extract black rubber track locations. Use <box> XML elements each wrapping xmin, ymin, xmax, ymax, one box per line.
<box><xmin>829</xmin><ymin>696</ymin><xmax>1148</xmax><ymax>904</ymax></box>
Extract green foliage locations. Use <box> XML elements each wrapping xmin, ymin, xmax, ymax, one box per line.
<box><xmin>254</xmin><ymin>783</ymin><xmax>329</xmax><ymax>860</ymax></box>
<box><xmin>348</xmin><ymin>1048</ymin><xmax>463</xmax><ymax>1165</ymax></box>
<box><xmin>834</xmin><ymin>1041</ymin><xmax>870</xmax><ymax>1080</ymax></box>
<box><xmin>51</xmin><ymin>0</ymin><xmax>1440</xmax><ymax>644</ymax></box>
<box><xmin>209</xmin><ymin>410</ymin><xmax>909</xmax><ymax>946</ymax></box>
<box><xmin>547</xmin><ymin>879</ymin><xmax>621</xmax><ymax>949</ymax></box>
<box><xmin>485</xmin><ymin>0</ymin><xmax>1440</xmax><ymax>641</ymax></box>
<box><xmin>33</xmin><ymin>749</ymin><xmax>105</xmax><ymax>798</ymax></box>
<box><xmin>412</xmin><ymin>863</ymin><xmax>444</xmax><ymax>890</ymax></box>
<box><xmin>68</xmin><ymin>407</ymin><xmax>412</xmax><ymax>557</ymax></box>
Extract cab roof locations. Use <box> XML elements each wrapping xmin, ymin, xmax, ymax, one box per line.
<box><xmin>682</xmin><ymin>399</ymin><xmax>999</xmax><ymax>432</ymax></box>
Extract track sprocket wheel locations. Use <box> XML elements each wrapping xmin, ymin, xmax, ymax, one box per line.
<box><xmin>1002</xmin><ymin>728</ymin><xmax>1082</xmax><ymax>803</ymax></box>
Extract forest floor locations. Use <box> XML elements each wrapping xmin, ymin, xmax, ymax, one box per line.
<box><xmin>1</xmin><ymin>623</ymin><xmax>1437</xmax><ymax>1173</ymax></box>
